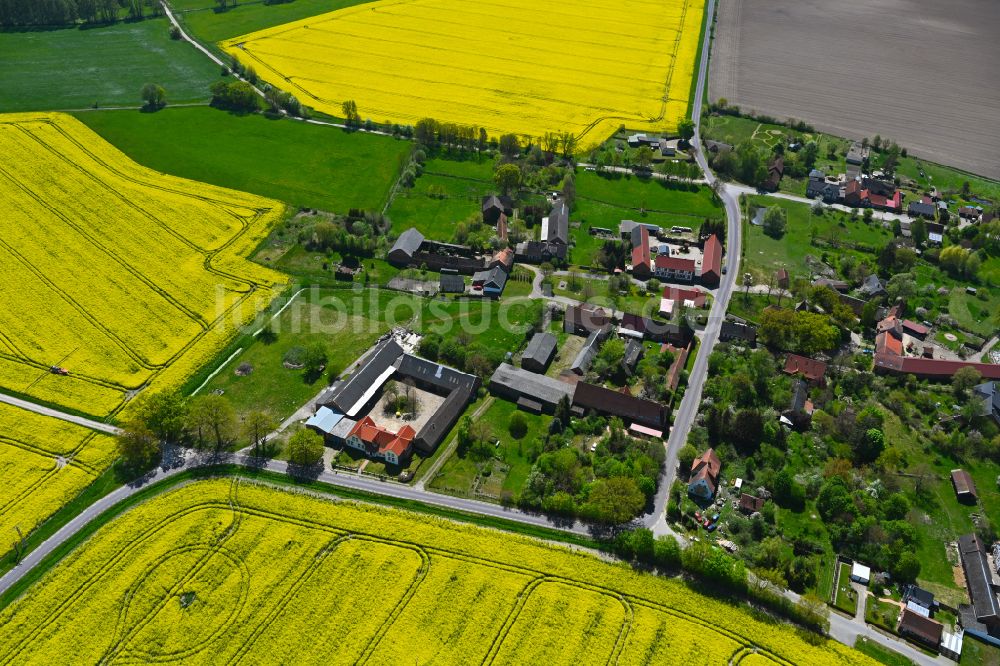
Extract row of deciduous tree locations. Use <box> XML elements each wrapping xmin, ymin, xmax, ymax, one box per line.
<box><xmin>0</xmin><ymin>0</ymin><xmax>159</xmax><ymax>26</ymax></box>
<box><xmin>116</xmin><ymin>392</ymin><xmax>325</xmax><ymax>470</ymax></box>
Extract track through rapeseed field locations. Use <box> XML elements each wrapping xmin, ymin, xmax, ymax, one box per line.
<box><xmin>222</xmin><ymin>0</ymin><xmax>706</xmax><ymax>147</ymax></box>
<box><xmin>0</xmin><ymin>479</ymin><xmax>878</xmax><ymax>665</ymax></box>
<box><xmin>0</xmin><ymin>402</ymin><xmax>117</xmax><ymax>549</ymax></box>
<box><xmin>0</xmin><ymin>113</ymin><xmax>286</xmax><ymax>418</ymax></box>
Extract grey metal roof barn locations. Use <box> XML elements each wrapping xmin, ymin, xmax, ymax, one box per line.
<box><xmin>571</xmin><ymin>329</ymin><xmax>604</xmax><ymax>375</ymax></box>
<box><xmin>522</xmin><ymin>332</ymin><xmax>557</xmax><ymax>373</ymax></box>
<box><xmin>488</xmin><ymin>363</ymin><xmax>574</xmax><ymax>412</ymax></box>
<box><xmin>388</xmin><ymin>227</ymin><xmax>425</xmax><ymax>264</ymax></box>
<box><xmin>320</xmin><ymin>339</ymin><xmax>404</xmax><ymax>416</ymax></box>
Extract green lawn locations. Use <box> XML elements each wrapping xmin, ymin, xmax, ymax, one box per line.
<box><xmin>961</xmin><ymin>639</ymin><xmax>1000</xmax><ymax>666</ymax></box>
<box><xmin>742</xmin><ymin>196</ymin><xmax>892</xmax><ymax>284</ymax></box>
<box><xmin>576</xmin><ymin>171</ymin><xmax>723</xmax><ymax>217</ymax></box>
<box><xmin>76</xmin><ymin>107</ymin><xmax>410</xmax><ymax>212</ymax></box>
<box><xmin>0</xmin><ymin>19</ymin><xmax>219</xmax><ymax>112</ymax></box>
<box><xmin>853</xmin><ymin>637</ymin><xmax>914</xmax><ymax>666</ymax></box>
<box><xmin>833</xmin><ymin>562</ymin><xmax>859</xmax><ymax>615</ymax></box>
<box><xmin>948</xmin><ymin>288</ymin><xmax>1000</xmax><ymax>339</ymax></box>
<box><xmin>865</xmin><ymin>597</ymin><xmax>902</xmax><ymax>634</ymax></box>
<box><xmin>200</xmin><ymin>287</ymin><xmax>397</xmax><ymax>418</ymax></box>
<box><xmin>727</xmin><ymin>292</ymin><xmax>783</xmax><ymax>323</ymax></box>
<box><xmin>553</xmin><ymin>277</ymin><xmax>660</xmax><ymax>317</ymax></box>
<box><xmin>170</xmin><ymin>0</ymin><xmax>369</xmax><ymax>44</ymax></box>
<box><xmin>429</xmin><ymin>399</ymin><xmax>550</xmax><ymax>499</ymax></box>
<box><xmin>386</xmin><ymin>157</ymin><xmax>495</xmax><ymax>239</ymax></box>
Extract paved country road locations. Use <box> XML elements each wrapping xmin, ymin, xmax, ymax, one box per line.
<box><xmin>0</xmin><ymin>448</ymin><xmax>594</xmax><ymax>598</ymax></box>
<box><xmin>646</xmin><ymin>0</ymin><xmax>742</xmax><ymax>536</ymax></box>
<box><xmin>0</xmin><ymin>393</ymin><xmax>120</xmax><ymax>436</ymax></box>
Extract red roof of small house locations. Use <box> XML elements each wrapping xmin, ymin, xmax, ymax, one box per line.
<box><xmin>783</xmin><ymin>354</ymin><xmax>827</xmax><ymax>381</ymax></box>
<box><xmin>690</xmin><ymin>448</ymin><xmax>721</xmax><ymax>494</ymax></box>
<box><xmin>739</xmin><ymin>494</ymin><xmax>765</xmax><ymax>513</ymax></box>
<box><xmin>902</xmin><ymin>320</ymin><xmax>929</xmax><ymax>336</ymax></box>
<box><xmin>877</xmin><ymin>315</ymin><xmax>902</xmax><ymax>335</ymax></box>
<box><xmin>691</xmin><ymin>448</ymin><xmax>721</xmax><ymax>477</ymax></box>
<box><xmin>776</xmin><ymin>268</ymin><xmax>789</xmax><ymax>281</ymax></box>
<box><xmin>662</xmin><ymin>287</ymin><xmax>707</xmax><ymax>308</ymax></box>
<box><xmin>349</xmin><ymin>416</ymin><xmax>414</xmax><ymax>457</ymax></box>
<box><xmin>654</xmin><ymin>255</ymin><xmax>696</xmax><ymax>272</ymax></box>
<box><xmin>873</xmin><ymin>355</ymin><xmax>1000</xmax><ymax>380</ymax></box>
<box><xmin>492</xmin><ymin>248</ymin><xmax>514</xmax><ymax>269</ymax></box>
<box><xmin>702</xmin><ymin>234</ymin><xmax>722</xmax><ymax>277</ymax></box>
<box><xmin>876</xmin><ymin>331</ymin><xmax>903</xmax><ymax>356</ymax></box>
<box><xmin>922</xmin><ymin>195</ymin><xmax>933</xmax><ymax>204</ymax></box>
<box><xmin>632</xmin><ymin>244</ymin><xmax>651</xmax><ymax>271</ymax></box>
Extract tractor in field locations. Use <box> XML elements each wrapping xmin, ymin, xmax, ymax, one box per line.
<box><xmin>49</xmin><ymin>366</ymin><xmax>70</xmax><ymax>375</ymax></box>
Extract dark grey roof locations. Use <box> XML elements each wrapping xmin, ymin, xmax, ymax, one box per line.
<box><xmin>905</xmin><ymin>585</ymin><xmax>935</xmax><ymax>609</ymax></box>
<box><xmin>860</xmin><ymin>274</ymin><xmax>885</xmax><ymax>295</ymax></box>
<box><xmin>473</xmin><ymin>265</ymin><xmax>507</xmax><ymax>291</ymax></box>
<box><xmin>321</xmin><ymin>339</ymin><xmax>403</xmax><ymax>413</ymax></box>
<box><xmin>958</xmin><ymin>533</ymin><xmax>1000</xmax><ymax>623</ymax></box>
<box><xmin>573</xmin><ymin>381</ymin><xmax>667</xmax><ymax>429</ymax></box>
<box><xmin>523</xmin><ymin>332</ymin><xmax>557</xmax><ymax>368</ymax></box>
<box><xmin>545</xmin><ymin>202</ymin><xmax>569</xmax><ymax>244</ymax></box>
<box><xmin>489</xmin><ymin>363</ymin><xmax>575</xmax><ymax>406</ymax></box>
<box><xmin>622</xmin><ymin>339</ymin><xmax>643</xmax><ymax>370</ymax></box>
<box><xmin>790</xmin><ymin>379</ymin><xmax>808</xmax><ymax>412</ymax></box>
<box><xmin>396</xmin><ymin>353</ymin><xmax>478</xmax><ymax>393</ymax></box>
<box><xmin>908</xmin><ymin>201</ymin><xmax>936</xmax><ymax>216</ymax></box>
<box><xmin>389</xmin><ymin>228</ymin><xmax>424</xmax><ymax>259</ymax></box>
<box><xmin>414</xmin><ymin>381</ymin><xmax>475</xmax><ymax>450</ymax></box>
<box><xmin>720</xmin><ymin>321</ymin><xmax>757</xmax><ymax>343</ymax></box>
<box><xmin>571</xmin><ymin>329</ymin><xmax>603</xmax><ymax>374</ymax></box>
<box><xmin>439</xmin><ymin>273</ymin><xmax>465</xmax><ymax>293</ymax></box>
<box><xmin>482</xmin><ymin>195</ymin><xmax>503</xmax><ymax>213</ymax></box>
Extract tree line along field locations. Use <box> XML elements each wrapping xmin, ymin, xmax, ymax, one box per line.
<box><xmin>0</xmin><ymin>112</ymin><xmax>286</xmax><ymax>418</ymax></box>
<box><xmin>77</xmin><ymin>107</ymin><xmax>412</xmax><ymax>214</ymax></box>
<box><xmin>221</xmin><ymin>0</ymin><xmax>705</xmax><ymax>147</ymax></box>
<box><xmin>0</xmin><ymin>478</ymin><xmax>878</xmax><ymax>665</ymax></box>
<box><xmin>0</xmin><ymin>402</ymin><xmax>117</xmax><ymax>548</ymax></box>
<box><xmin>0</xmin><ymin>19</ymin><xmax>218</xmax><ymax>112</ymax></box>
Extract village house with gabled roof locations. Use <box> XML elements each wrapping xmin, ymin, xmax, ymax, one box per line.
<box><xmin>688</xmin><ymin>448</ymin><xmax>721</xmax><ymax>500</ymax></box>
<box><xmin>783</xmin><ymin>353</ymin><xmax>827</xmax><ymax>383</ymax></box>
<box><xmin>346</xmin><ymin>417</ymin><xmax>415</xmax><ymax>465</ymax></box>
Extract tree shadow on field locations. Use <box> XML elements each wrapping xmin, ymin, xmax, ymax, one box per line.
<box><xmin>286</xmin><ymin>461</ymin><xmax>323</xmax><ymax>482</ymax></box>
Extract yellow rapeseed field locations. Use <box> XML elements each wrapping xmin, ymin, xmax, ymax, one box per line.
<box><xmin>222</xmin><ymin>0</ymin><xmax>705</xmax><ymax>147</ymax></box>
<box><xmin>0</xmin><ymin>402</ymin><xmax>117</xmax><ymax>544</ymax></box>
<box><xmin>0</xmin><ymin>113</ymin><xmax>286</xmax><ymax>418</ymax></box>
<box><xmin>0</xmin><ymin>479</ymin><xmax>878</xmax><ymax>665</ymax></box>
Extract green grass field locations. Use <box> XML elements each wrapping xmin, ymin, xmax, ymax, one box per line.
<box><xmin>833</xmin><ymin>562</ymin><xmax>858</xmax><ymax>615</ymax></box>
<box><xmin>429</xmin><ymin>399</ymin><xmax>550</xmax><ymax>499</ymax></box>
<box><xmin>76</xmin><ymin>107</ymin><xmax>410</xmax><ymax>212</ymax></box>
<box><xmin>386</xmin><ymin>156</ymin><xmax>495</xmax><ymax>239</ymax></box>
<box><xmin>742</xmin><ymin>196</ymin><xmax>892</xmax><ymax>283</ymax></box>
<box><xmin>200</xmin><ymin>287</ymin><xmax>398</xmax><ymax>418</ymax></box>
<box><xmin>0</xmin><ymin>19</ymin><xmax>219</xmax><ymax>112</ymax></box>
<box><xmin>853</xmin><ymin>637</ymin><xmax>914</xmax><ymax>666</ymax></box>
<box><xmin>169</xmin><ymin>0</ymin><xmax>369</xmax><ymax>44</ymax></box>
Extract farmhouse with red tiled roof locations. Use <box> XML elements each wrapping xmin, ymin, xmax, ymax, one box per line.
<box><xmin>346</xmin><ymin>416</ymin><xmax>415</xmax><ymax>465</ymax></box>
